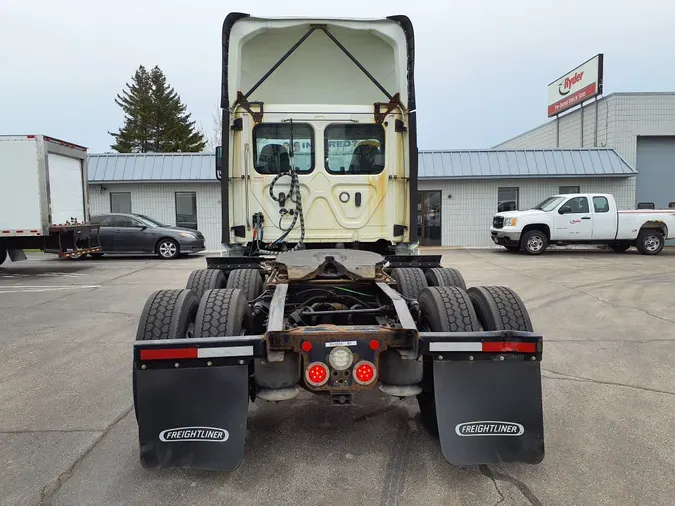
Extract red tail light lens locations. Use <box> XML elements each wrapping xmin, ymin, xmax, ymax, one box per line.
<box><xmin>353</xmin><ymin>361</ymin><xmax>376</xmax><ymax>385</ymax></box>
<box><xmin>305</xmin><ymin>362</ymin><xmax>329</xmax><ymax>386</ymax></box>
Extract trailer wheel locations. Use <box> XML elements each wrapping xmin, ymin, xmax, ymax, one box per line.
<box><xmin>0</xmin><ymin>246</ymin><xmax>7</xmax><ymax>266</ymax></box>
<box><xmin>636</xmin><ymin>229</ymin><xmax>664</xmax><ymax>255</ymax></box>
<box><xmin>609</xmin><ymin>243</ymin><xmax>630</xmax><ymax>253</ymax></box>
<box><xmin>226</xmin><ymin>269</ymin><xmax>263</xmax><ymax>301</ymax></box>
<box><xmin>194</xmin><ymin>289</ymin><xmax>250</xmax><ymax>337</ymax></box>
<box><xmin>425</xmin><ymin>267</ymin><xmax>467</xmax><ymax>290</ymax></box>
<box><xmin>390</xmin><ymin>267</ymin><xmax>428</xmax><ymax>300</ymax></box>
<box><xmin>136</xmin><ymin>289</ymin><xmax>200</xmax><ymax>341</ymax></box>
<box><xmin>416</xmin><ymin>286</ymin><xmax>480</xmax><ymax>434</ymax></box>
<box><xmin>186</xmin><ymin>269</ymin><xmax>226</xmax><ymax>300</ymax></box>
<box><xmin>467</xmin><ymin>286</ymin><xmax>533</xmax><ymax>332</ymax></box>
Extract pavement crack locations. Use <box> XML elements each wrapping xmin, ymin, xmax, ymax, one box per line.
<box><xmin>0</xmin><ymin>429</ymin><xmax>102</xmax><ymax>434</ymax></box>
<box><xmin>477</xmin><ymin>465</ymin><xmax>505</xmax><ymax>505</ymax></box>
<box><xmin>39</xmin><ymin>404</ymin><xmax>133</xmax><ymax>506</ymax></box>
<box><xmin>542</xmin><ymin>369</ymin><xmax>675</xmax><ymax>397</ymax></box>
<box><xmin>479</xmin><ymin>465</ymin><xmax>543</xmax><ymax>506</ymax></box>
<box><xmin>558</xmin><ymin>283</ymin><xmax>675</xmax><ymax>324</ymax></box>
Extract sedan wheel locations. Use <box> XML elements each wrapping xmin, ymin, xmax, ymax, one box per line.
<box><xmin>157</xmin><ymin>239</ymin><xmax>179</xmax><ymax>259</ymax></box>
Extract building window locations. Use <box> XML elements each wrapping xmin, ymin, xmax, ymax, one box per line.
<box><xmin>175</xmin><ymin>192</ymin><xmax>198</xmax><ymax>230</ymax></box>
<box><xmin>559</xmin><ymin>185</ymin><xmax>580</xmax><ymax>194</ymax></box>
<box><xmin>593</xmin><ymin>196</ymin><xmax>609</xmax><ymax>213</ymax></box>
<box><xmin>110</xmin><ymin>192</ymin><xmax>131</xmax><ymax>213</ymax></box>
<box><xmin>497</xmin><ymin>187</ymin><xmax>519</xmax><ymax>212</ymax></box>
<box><xmin>324</xmin><ymin>124</ymin><xmax>385</xmax><ymax>175</ymax></box>
<box><xmin>253</xmin><ymin>123</ymin><xmax>314</xmax><ymax>174</ymax></box>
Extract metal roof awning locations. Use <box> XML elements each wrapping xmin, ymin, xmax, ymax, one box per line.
<box><xmin>87</xmin><ymin>148</ymin><xmax>636</xmax><ymax>183</ymax></box>
<box><xmin>418</xmin><ymin>148</ymin><xmax>636</xmax><ymax>180</ymax></box>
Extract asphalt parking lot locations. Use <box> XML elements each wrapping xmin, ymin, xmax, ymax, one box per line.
<box><xmin>1</xmin><ymin>249</ymin><xmax>674</xmax><ymax>506</ymax></box>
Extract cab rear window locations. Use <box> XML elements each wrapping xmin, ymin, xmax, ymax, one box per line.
<box><xmin>253</xmin><ymin>123</ymin><xmax>314</xmax><ymax>174</ymax></box>
<box><xmin>324</xmin><ymin>124</ymin><xmax>385</xmax><ymax>175</ymax></box>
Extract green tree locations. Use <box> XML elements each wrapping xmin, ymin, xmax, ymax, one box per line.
<box><xmin>109</xmin><ymin>65</ymin><xmax>206</xmax><ymax>153</ymax></box>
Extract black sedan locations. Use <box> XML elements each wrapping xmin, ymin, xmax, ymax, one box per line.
<box><xmin>76</xmin><ymin>213</ymin><xmax>205</xmax><ymax>259</ymax></box>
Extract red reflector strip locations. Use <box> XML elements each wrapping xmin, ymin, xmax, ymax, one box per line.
<box><xmin>429</xmin><ymin>341</ymin><xmax>537</xmax><ymax>353</ymax></box>
<box><xmin>139</xmin><ymin>345</ymin><xmax>254</xmax><ymax>361</ymax></box>
<box><xmin>140</xmin><ymin>348</ymin><xmax>198</xmax><ymax>360</ymax></box>
<box><xmin>482</xmin><ymin>342</ymin><xmax>536</xmax><ymax>353</ymax></box>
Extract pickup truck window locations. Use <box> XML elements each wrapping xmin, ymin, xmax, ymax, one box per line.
<box><xmin>324</xmin><ymin>124</ymin><xmax>385</xmax><ymax>175</ymax></box>
<box><xmin>593</xmin><ymin>196</ymin><xmax>609</xmax><ymax>213</ymax></box>
<box><xmin>563</xmin><ymin>196</ymin><xmax>589</xmax><ymax>214</ymax></box>
<box><xmin>532</xmin><ymin>196</ymin><xmax>565</xmax><ymax>211</ymax></box>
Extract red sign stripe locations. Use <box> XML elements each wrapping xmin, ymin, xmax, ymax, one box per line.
<box><xmin>140</xmin><ymin>348</ymin><xmax>198</xmax><ymax>361</ymax></box>
<box><xmin>482</xmin><ymin>342</ymin><xmax>537</xmax><ymax>353</ymax></box>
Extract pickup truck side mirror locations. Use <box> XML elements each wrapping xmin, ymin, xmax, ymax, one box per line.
<box><xmin>215</xmin><ymin>146</ymin><xmax>223</xmax><ymax>181</ymax></box>
<box><xmin>559</xmin><ymin>205</ymin><xmax>572</xmax><ymax>215</ymax></box>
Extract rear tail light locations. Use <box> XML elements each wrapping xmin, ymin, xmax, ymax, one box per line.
<box><xmin>305</xmin><ymin>362</ymin><xmax>329</xmax><ymax>387</ymax></box>
<box><xmin>353</xmin><ymin>360</ymin><xmax>376</xmax><ymax>385</ymax></box>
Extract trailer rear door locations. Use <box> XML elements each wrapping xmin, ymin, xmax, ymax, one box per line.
<box><xmin>48</xmin><ymin>153</ymin><xmax>85</xmax><ymax>225</ymax></box>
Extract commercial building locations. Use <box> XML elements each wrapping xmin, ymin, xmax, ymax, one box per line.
<box><xmin>495</xmin><ymin>92</ymin><xmax>675</xmax><ymax>211</ymax></box>
<box><xmin>87</xmin><ymin>148</ymin><xmax>634</xmax><ymax>250</ymax></box>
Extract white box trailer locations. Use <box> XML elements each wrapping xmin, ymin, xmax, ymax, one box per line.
<box><xmin>0</xmin><ymin>135</ymin><xmax>100</xmax><ymax>265</ymax></box>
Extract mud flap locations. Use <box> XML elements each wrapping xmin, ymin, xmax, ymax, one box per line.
<box><xmin>134</xmin><ymin>365</ymin><xmax>249</xmax><ymax>471</ymax></box>
<box><xmin>133</xmin><ymin>336</ymin><xmax>264</xmax><ymax>471</ymax></box>
<box><xmin>433</xmin><ymin>360</ymin><xmax>544</xmax><ymax>465</ymax></box>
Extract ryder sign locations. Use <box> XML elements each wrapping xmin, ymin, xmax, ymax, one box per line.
<box><xmin>547</xmin><ymin>54</ymin><xmax>603</xmax><ymax>117</ymax></box>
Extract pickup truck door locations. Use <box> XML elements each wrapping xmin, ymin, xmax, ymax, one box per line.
<box><xmin>553</xmin><ymin>196</ymin><xmax>593</xmax><ymax>240</ymax></box>
<box><xmin>591</xmin><ymin>195</ymin><xmax>618</xmax><ymax>239</ymax></box>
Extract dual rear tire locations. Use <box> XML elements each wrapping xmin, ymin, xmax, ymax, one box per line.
<box><xmin>416</xmin><ymin>284</ymin><xmax>533</xmax><ymax>433</ymax></box>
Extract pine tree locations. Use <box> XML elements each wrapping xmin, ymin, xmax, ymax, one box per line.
<box><xmin>109</xmin><ymin>65</ymin><xmax>206</xmax><ymax>153</ymax></box>
<box><xmin>109</xmin><ymin>65</ymin><xmax>153</xmax><ymax>153</ymax></box>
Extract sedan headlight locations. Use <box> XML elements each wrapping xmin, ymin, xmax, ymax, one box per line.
<box><xmin>178</xmin><ymin>232</ymin><xmax>197</xmax><ymax>239</ymax></box>
<box><xmin>503</xmin><ymin>218</ymin><xmax>517</xmax><ymax>227</ymax></box>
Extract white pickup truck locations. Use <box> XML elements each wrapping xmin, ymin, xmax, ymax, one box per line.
<box><xmin>490</xmin><ymin>193</ymin><xmax>675</xmax><ymax>255</ymax></box>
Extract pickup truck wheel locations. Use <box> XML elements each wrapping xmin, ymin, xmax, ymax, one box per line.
<box><xmin>194</xmin><ymin>288</ymin><xmax>250</xmax><ymax>337</ymax></box>
<box><xmin>467</xmin><ymin>286</ymin><xmax>533</xmax><ymax>332</ymax></box>
<box><xmin>186</xmin><ymin>268</ymin><xmax>226</xmax><ymax>300</ymax></box>
<box><xmin>609</xmin><ymin>243</ymin><xmax>630</xmax><ymax>253</ymax></box>
<box><xmin>425</xmin><ymin>267</ymin><xmax>467</xmax><ymax>290</ymax></box>
<box><xmin>226</xmin><ymin>269</ymin><xmax>263</xmax><ymax>301</ymax></box>
<box><xmin>391</xmin><ymin>267</ymin><xmax>428</xmax><ymax>300</ymax></box>
<box><xmin>416</xmin><ymin>286</ymin><xmax>480</xmax><ymax>435</ymax></box>
<box><xmin>521</xmin><ymin>230</ymin><xmax>548</xmax><ymax>255</ymax></box>
<box><xmin>136</xmin><ymin>289</ymin><xmax>200</xmax><ymax>341</ymax></box>
<box><xmin>636</xmin><ymin>230</ymin><xmax>664</xmax><ymax>255</ymax></box>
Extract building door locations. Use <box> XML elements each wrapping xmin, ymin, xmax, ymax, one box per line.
<box><xmin>636</xmin><ymin>136</ymin><xmax>675</xmax><ymax>244</ymax></box>
<box><xmin>418</xmin><ymin>191</ymin><xmax>442</xmax><ymax>246</ymax></box>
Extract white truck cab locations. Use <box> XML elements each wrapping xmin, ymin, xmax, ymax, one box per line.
<box><xmin>491</xmin><ymin>193</ymin><xmax>675</xmax><ymax>255</ymax></box>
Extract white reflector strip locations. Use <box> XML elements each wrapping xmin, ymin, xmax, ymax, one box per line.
<box><xmin>197</xmin><ymin>346</ymin><xmax>254</xmax><ymax>358</ymax></box>
<box><xmin>429</xmin><ymin>342</ymin><xmax>482</xmax><ymax>352</ymax></box>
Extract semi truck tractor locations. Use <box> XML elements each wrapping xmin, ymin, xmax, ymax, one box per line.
<box><xmin>0</xmin><ymin>135</ymin><xmax>100</xmax><ymax>265</ymax></box>
<box><xmin>132</xmin><ymin>13</ymin><xmax>545</xmax><ymax>472</ymax></box>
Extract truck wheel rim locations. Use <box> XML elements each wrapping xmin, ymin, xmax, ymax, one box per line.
<box><xmin>159</xmin><ymin>242</ymin><xmax>176</xmax><ymax>257</ymax></box>
<box><xmin>527</xmin><ymin>236</ymin><xmax>544</xmax><ymax>252</ymax></box>
<box><xmin>645</xmin><ymin>235</ymin><xmax>661</xmax><ymax>252</ymax></box>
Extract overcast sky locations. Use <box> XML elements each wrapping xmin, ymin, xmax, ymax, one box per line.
<box><xmin>2</xmin><ymin>0</ymin><xmax>673</xmax><ymax>153</ymax></box>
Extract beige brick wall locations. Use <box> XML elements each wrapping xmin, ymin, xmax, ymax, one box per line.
<box><xmin>494</xmin><ymin>93</ymin><xmax>675</xmax><ymax>168</ymax></box>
